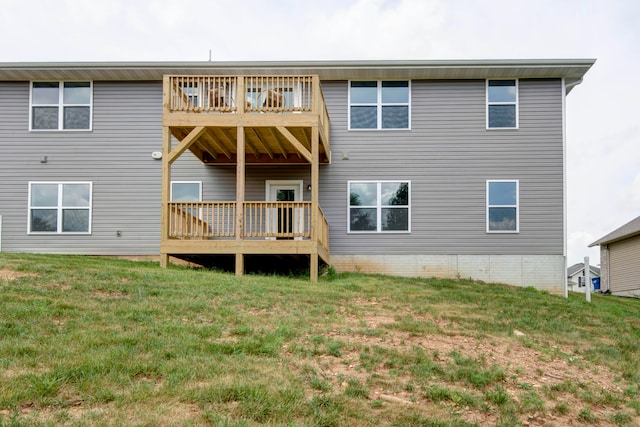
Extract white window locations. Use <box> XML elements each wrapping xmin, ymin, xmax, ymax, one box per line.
<box><xmin>487</xmin><ymin>180</ymin><xmax>519</xmax><ymax>233</ymax></box>
<box><xmin>171</xmin><ymin>181</ymin><xmax>202</xmax><ymax>217</ymax></box>
<box><xmin>30</xmin><ymin>81</ymin><xmax>92</xmax><ymax>130</ymax></box>
<box><xmin>348</xmin><ymin>181</ymin><xmax>410</xmax><ymax>233</ymax></box>
<box><xmin>28</xmin><ymin>182</ymin><xmax>92</xmax><ymax>234</ymax></box>
<box><xmin>487</xmin><ymin>79</ymin><xmax>518</xmax><ymax>129</ymax></box>
<box><xmin>171</xmin><ymin>181</ymin><xmax>202</xmax><ymax>202</ymax></box>
<box><xmin>349</xmin><ymin>81</ymin><xmax>410</xmax><ymax>129</ymax></box>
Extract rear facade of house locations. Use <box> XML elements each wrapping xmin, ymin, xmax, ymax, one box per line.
<box><xmin>0</xmin><ymin>60</ymin><xmax>594</xmax><ymax>292</ymax></box>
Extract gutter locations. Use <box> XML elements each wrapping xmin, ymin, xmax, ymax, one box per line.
<box><xmin>565</xmin><ymin>77</ymin><xmax>583</xmax><ymax>94</ymax></box>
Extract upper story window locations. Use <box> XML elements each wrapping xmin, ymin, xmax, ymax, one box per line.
<box><xmin>28</xmin><ymin>182</ymin><xmax>92</xmax><ymax>234</ymax></box>
<box><xmin>349</xmin><ymin>81</ymin><xmax>410</xmax><ymax>130</ymax></box>
<box><xmin>30</xmin><ymin>81</ymin><xmax>92</xmax><ymax>131</ymax></box>
<box><xmin>487</xmin><ymin>80</ymin><xmax>518</xmax><ymax>129</ymax></box>
<box><xmin>486</xmin><ymin>180</ymin><xmax>519</xmax><ymax>233</ymax></box>
<box><xmin>348</xmin><ymin>181</ymin><xmax>410</xmax><ymax>233</ymax></box>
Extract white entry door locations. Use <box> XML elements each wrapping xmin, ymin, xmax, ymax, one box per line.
<box><xmin>266</xmin><ymin>180</ymin><xmax>304</xmax><ymax>239</ymax></box>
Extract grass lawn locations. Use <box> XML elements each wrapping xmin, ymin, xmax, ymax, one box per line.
<box><xmin>1</xmin><ymin>254</ymin><xmax>639</xmax><ymax>426</ymax></box>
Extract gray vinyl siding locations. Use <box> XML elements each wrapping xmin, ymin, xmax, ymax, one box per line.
<box><xmin>320</xmin><ymin>78</ymin><xmax>564</xmax><ymax>256</ymax></box>
<box><xmin>1</xmin><ymin>77</ymin><xmax>564</xmax><ymax>258</ymax></box>
<box><xmin>0</xmin><ymin>81</ymin><xmax>164</xmax><ymax>254</ymax></box>
<box><xmin>172</xmin><ymin>164</ymin><xmax>311</xmax><ymax>202</ymax></box>
<box><xmin>609</xmin><ymin>238</ymin><xmax>640</xmax><ymax>293</ymax></box>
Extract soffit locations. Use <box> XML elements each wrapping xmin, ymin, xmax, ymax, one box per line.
<box><xmin>590</xmin><ymin>215</ymin><xmax>640</xmax><ymax>247</ymax></box>
<box><xmin>0</xmin><ymin>59</ymin><xmax>595</xmax><ymax>85</ymax></box>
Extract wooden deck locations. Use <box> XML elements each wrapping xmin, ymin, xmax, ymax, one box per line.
<box><xmin>163</xmin><ymin>75</ymin><xmax>331</xmax><ymax>164</ymax></box>
<box><xmin>160</xmin><ymin>75</ymin><xmax>331</xmax><ymax>280</ymax></box>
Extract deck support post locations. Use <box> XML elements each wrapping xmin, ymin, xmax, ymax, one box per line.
<box><xmin>236</xmin><ymin>254</ymin><xmax>244</xmax><ymax>277</ymax></box>
<box><xmin>160</xmin><ymin>117</ymin><xmax>172</xmax><ymax>268</ymax></box>
<box><xmin>310</xmin><ymin>126</ymin><xmax>320</xmax><ymax>282</ymax></box>
<box><xmin>235</xmin><ymin>125</ymin><xmax>245</xmax><ymax>277</ymax></box>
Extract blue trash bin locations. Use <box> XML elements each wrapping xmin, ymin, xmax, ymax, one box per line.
<box><xmin>592</xmin><ymin>277</ymin><xmax>600</xmax><ymax>290</ymax></box>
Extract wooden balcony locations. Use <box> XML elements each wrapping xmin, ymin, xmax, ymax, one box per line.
<box><xmin>161</xmin><ymin>201</ymin><xmax>330</xmax><ymax>272</ymax></box>
<box><xmin>165</xmin><ymin>201</ymin><xmax>328</xmax><ymax>248</ymax></box>
<box><xmin>160</xmin><ymin>74</ymin><xmax>331</xmax><ymax>280</ymax></box>
<box><xmin>163</xmin><ymin>75</ymin><xmax>330</xmax><ymax>164</ymax></box>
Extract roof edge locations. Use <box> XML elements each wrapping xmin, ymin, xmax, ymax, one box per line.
<box><xmin>0</xmin><ymin>58</ymin><xmax>597</xmax><ymax>70</ymax></box>
<box><xmin>589</xmin><ymin>215</ymin><xmax>640</xmax><ymax>247</ymax></box>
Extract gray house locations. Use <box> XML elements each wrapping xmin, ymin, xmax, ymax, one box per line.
<box><xmin>0</xmin><ymin>59</ymin><xmax>594</xmax><ymax>291</ymax></box>
<box><xmin>589</xmin><ymin>215</ymin><xmax>640</xmax><ymax>296</ymax></box>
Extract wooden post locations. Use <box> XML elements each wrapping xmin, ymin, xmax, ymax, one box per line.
<box><xmin>310</xmin><ymin>126</ymin><xmax>320</xmax><ymax>282</ymax></box>
<box><xmin>160</xmin><ymin>125</ymin><xmax>171</xmax><ymax>268</ymax></box>
<box><xmin>585</xmin><ymin>256</ymin><xmax>591</xmax><ymax>303</ymax></box>
<box><xmin>235</xmin><ymin>126</ymin><xmax>245</xmax><ymax>277</ymax></box>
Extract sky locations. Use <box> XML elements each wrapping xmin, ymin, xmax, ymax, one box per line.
<box><xmin>1</xmin><ymin>0</ymin><xmax>638</xmax><ymax>267</ymax></box>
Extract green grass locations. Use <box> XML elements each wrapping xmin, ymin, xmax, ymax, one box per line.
<box><xmin>1</xmin><ymin>253</ymin><xmax>639</xmax><ymax>426</ymax></box>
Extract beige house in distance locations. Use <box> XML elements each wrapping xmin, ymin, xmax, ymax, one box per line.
<box><xmin>589</xmin><ymin>215</ymin><xmax>640</xmax><ymax>296</ymax></box>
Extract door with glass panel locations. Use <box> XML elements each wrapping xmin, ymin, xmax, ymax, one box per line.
<box><xmin>266</xmin><ymin>181</ymin><xmax>303</xmax><ymax>239</ymax></box>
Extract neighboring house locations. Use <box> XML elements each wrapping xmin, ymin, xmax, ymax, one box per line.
<box><xmin>589</xmin><ymin>215</ymin><xmax>640</xmax><ymax>296</ymax></box>
<box><xmin>0</xmin><ymin>59</ymin><xmax>594</xmax><ymax>292</ymax></box>
<box><xmin>567</xmin><ymin>262</ymin><xmax>600</xmax><ymax>293</ymax></box>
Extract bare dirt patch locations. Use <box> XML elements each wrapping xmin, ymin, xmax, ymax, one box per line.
<box><xmin>90</xmin><ymin>289</ymin><xmax>129</xmax><ymax>299</ymax></box>
<box><xmin>290</xmin><ymin>298</ymin><xmax>635</xmax><ymax>427</ymax></box>
<box><xmin>0</xmin><ymin>269</ymin><xmax>37</xmax><ymax>282</ymax></box>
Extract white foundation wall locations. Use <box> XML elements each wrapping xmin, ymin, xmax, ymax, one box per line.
<box><xmin>330</xmin><ymin>254</ymin><xmax>565</xmax><ymax>294</ymax></box>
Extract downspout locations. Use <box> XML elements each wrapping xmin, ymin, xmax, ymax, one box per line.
<box><xmin>562</xmin><ymin>77</ymin><xmax>584</xmax><ymax>298</ymax></box>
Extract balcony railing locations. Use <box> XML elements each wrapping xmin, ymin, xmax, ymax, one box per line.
<box><xmin>169</xmin><ymin>202</ymin><xmax>235</xmax><ymax>239</ymax></box>
<box><xmin>245</xmin><ymin>201</ymin><xmax>312</xmax><ymax>239</ymax></box>
<box><xmin>167</xmin><ymin>201</ymin><xmax>329</xmax><ymax>253</ymax></box>
<box><xmin>168</xmin><ymin>75</ymin><xmax>319</xmax><ymax>114</ymax></box>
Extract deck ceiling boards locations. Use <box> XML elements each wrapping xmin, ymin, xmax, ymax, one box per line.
<box><xmin>170</xmin><ymin>126</ymin><xmax>327</xmax><ymax>164</ymax></box>
<box><xmin>0</xmin><ymin>59</ymin><xmax>595</xmax><ymax>84</ymax></box>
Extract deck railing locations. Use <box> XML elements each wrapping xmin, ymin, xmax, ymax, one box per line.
<box><xmin>244</xmin><ymin>201</ymin><xmax>312</xmax><ymax>239</ymax></box>
<box><xmin>317</xmin><ymin>206</ymin><xmax>330</xmax><ymax>253</ymax></box>
<box><xmin>167</xmin><ymin>75</ymin><xmax>327</xmax><ymax>117</ymax></box>
<box><xmin>168</xmin><ymin>202</ymin><xmax>235</xmax><ymax>239</ymax></box>
<box><xmin>167</xmin><ymin>201</ymin><xmax>327</xmax><ymax>249</ymax></box>
<box><xmin>169</xmin><ymin>76</ymin><xmax>239</xmax><ymax>113</ymax></box>
<box><xmin>243</xmin><ymin>76</ymin><xmax>314</xmax><ymax>113</ymax></box>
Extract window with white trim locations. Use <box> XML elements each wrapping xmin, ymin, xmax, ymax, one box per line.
<box><xmin>28</xmin><ymin>182</ymin><xmax>92</xmax><ymax>233</ymax></box>
<box><xmin>349</xmin><ymin>81</ymin><xmax>410</xmax><ymax>129</ymax></box>
<box><xmin>487</xmin><ymin>79</ymin><xmax>518</xmax><ymax>129</ymax></box>
<box><xmin>171</xmin><ymin>181</ymin><xmax>202</xmax><ymax>217</ymax></box>
<box><xmin>30</xmin><ymin>81</ymin><xmax>92</xmax><ymax>130</ymax></box>
<box><xmin>486</xmin><ymin>180</ymin><xmax>519</xmax><ymax>233</ymax></box>
<box><xmin>171</xmin><ymin>181</ymin><xmax>202</xmax><ymax>202</ymax></box>
<box><xmin>348</xmin><ymin>181</ymin><xmax>410</xmax><ymax>232</ymax></box>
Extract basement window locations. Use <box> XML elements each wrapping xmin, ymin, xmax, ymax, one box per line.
<box><xmin>486</xmin><ymin>180</ymin><xmax>519</xmax><ymax>233</ymax></box>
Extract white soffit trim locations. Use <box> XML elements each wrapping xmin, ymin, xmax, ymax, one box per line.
<box><xmin>0</xmin><ymin>59</ymin><xmax>595</xmax><ymax>84</ymax></box>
